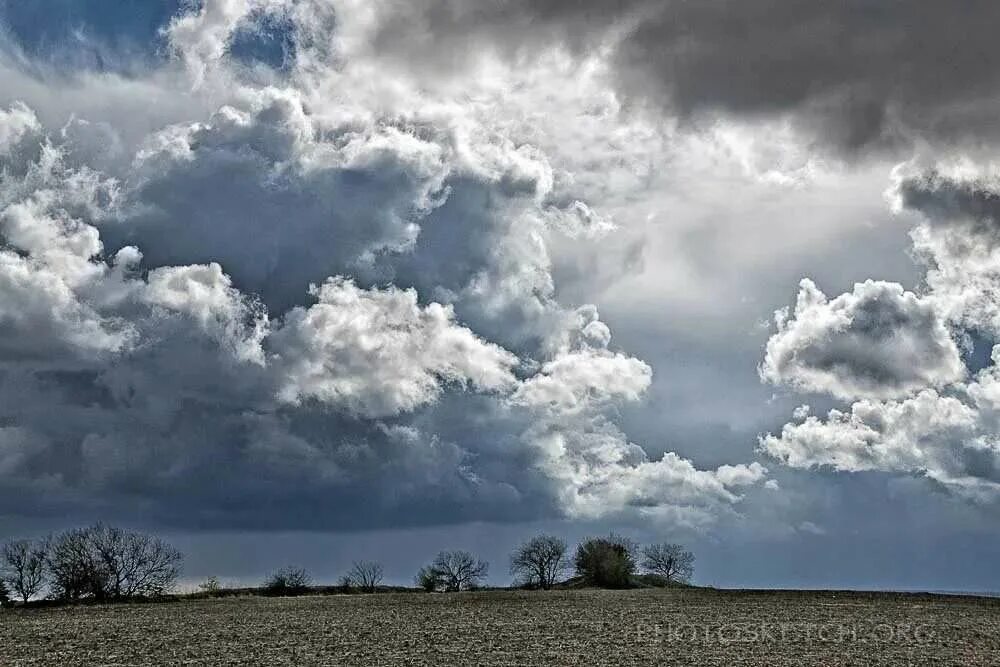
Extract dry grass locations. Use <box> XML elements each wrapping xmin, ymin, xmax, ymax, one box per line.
<box><xmin>3</xmin><ymin>588</ymin><xmax>998</xmax><ymax>665</ymax></box>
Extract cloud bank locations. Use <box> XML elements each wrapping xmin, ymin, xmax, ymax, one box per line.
<box><xmin>0</xmin><ymin>0</ymin><xmax>769</xmax><ymax>531</ymax></box>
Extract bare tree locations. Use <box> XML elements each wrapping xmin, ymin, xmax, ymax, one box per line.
<box><xmin>2</xmin><ymin>539</ymin><xmax>46</xmax><ymax>603</ymax></box>
<box><xmin>46</xmin><ymin>524</ymin><xmax>182</xmax><ymax>601</ymax></box>
<box><xmin>419</xmin><ymin>551</ymin><xmax>488</xmax><ymax>592</ymax></box>
<box><xmin>87</xmin><ymin>524</ymin><xmax>182</xmax><ymax>598</ymax></box>
<box><xmin>347</xmin><ymin>560</ymin><xmax>384</xmax><ymax>593</ymax></box>
<box><xmin>509</xmin><ymin>534</ymin><xmax>567</xmax><ymax>589</ymax></box>
<box><xmin>641</xmin><ymin>543</ymin><xmax>695</xmax><ymax>583</ymax></box>
<box><xmin>0</xmin><ymin>578</ymin><xmax>9</xmax><ymax>605</ymax></box>
<box><xmin>46</xmin><ymin>528</ymin><xmax>103</xmax><ymax>601</ymax></box>
<box><xmin>265</xmin><ymin>566</ymin><xmax>312</xmax><ymax>596</ymax></box>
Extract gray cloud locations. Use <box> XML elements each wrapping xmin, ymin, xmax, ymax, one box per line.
<box><xmin>359</xmin><ymin>0</ymin><xmax>1000</xmax><ymax>152</ymax></box>
<box><xmin>108</xmin><ymin>90</ymin><xmax>438</xmax><ymax>313</ymax></box>
<box><xmin>894</xmin><ymin>167</ymin><xmax>1000</xmax><ymax>231</ymax></box>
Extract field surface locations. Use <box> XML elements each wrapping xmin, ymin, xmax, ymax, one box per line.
<box><xmin>2</xmin><ymin>588</ymin><xmax>998</xmax><ymax>665</ymax></box>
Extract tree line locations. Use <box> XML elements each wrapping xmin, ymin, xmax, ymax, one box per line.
<box><xmin>0</xmin><ymin>524</ymin><xmax>181</xmax><ymax>604</ymax></box>
<box><xmin>258</xmin><ymin>534</ymin><xmax>694</xmax><ymax>596</ymax></box>
<box><xmin>2</xmin><ymin>525</ymin><xmax>694</xmax><ymax>605</ymax></box>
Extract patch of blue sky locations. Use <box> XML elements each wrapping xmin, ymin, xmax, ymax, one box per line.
<box><xmin>0</xmin><ymin>0</ymin><xmax>295</xmax><ymax>74</ymax></box>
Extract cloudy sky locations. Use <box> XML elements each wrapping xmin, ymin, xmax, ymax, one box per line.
<box><xmin>1</xmin><ymin>0</ymin><xmax>999</xmax><ymax>591</ymax></box>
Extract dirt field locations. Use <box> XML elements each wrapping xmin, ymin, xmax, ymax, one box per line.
<box><xmin>2</xmin><ymin>588</ymin><xmax>998</xmax><ymax>665</ymax></box>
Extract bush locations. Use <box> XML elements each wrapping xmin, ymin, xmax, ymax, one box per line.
<box><xmin>264</xmin><ymin>567</ymin><xmax>311</xmax><ymax>596</ymax></box>
<box><xmin>573</xmin><ymin>535</ymin><xmax>636</xmax><ymax>588</ymax></box>
<box><xmin>198</xmin><ymin>576</ymin><xmax>223</xmax><ymax>595</ymax></box>
<box><xmin>336</xmin><ymin>574</ymin><xmax>355</xmax><ymax>593</ymax></box>
<box><xmin>0</xmin><ymin>579</ymin><xmax>9</xmax><ymax>605</ymax></box>
<box><xmin>415</xmin><ymin>566</ymin><xmax>438</xmax><ymax>592</ymax></box>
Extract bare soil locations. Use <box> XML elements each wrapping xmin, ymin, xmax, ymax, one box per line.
<box><xmin>2</xmin><ymin>588</ymin><xmax>998</xmax><ymax>665</ymax></box>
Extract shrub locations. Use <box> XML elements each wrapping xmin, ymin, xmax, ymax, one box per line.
<box><xmin>573</xmin><ymin>535</ymin><xmax>636</xmax><ymax>588</ymax></box>
<box><xmin>415</xmin><ymin>566</ymin><xmax>438</xmax><ymax>592</ymax></box>
<box><xmin>337</xmin><ymin>574</ymin><xmax>355</xmax><ymax>593</ymax></box>
<box><xmin>198</xmin><ymin>576</ymin><xmax>223</xmax><ymax>595</ymax></box>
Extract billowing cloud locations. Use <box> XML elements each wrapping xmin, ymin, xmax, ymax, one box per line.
<box><xmin>760</xmin><ymin>373</ymin><xmax>1000</xmax><ymax>502</ymax></box>
<box><xmin>270</xmin><ymin>277</ymin><xmax>518</xmax><ymax>418</ymax></box>
<box><xmin>143</xmin><ymin>262</ymin><xmax>268</xmax><ymax>364</ymax></box>
<box><xmin>512</xmin><ymin>348</ymin><xmax>651</xmax><ymax>414</ymax></box>
<box><xmin>889</xmin><ymin>163</ymin><xmax>1000</xmax><ymax>337</ymax></box>
<box><xmin>0</xmin><ymin>102</ymin><xmax>41</xmax><ymax>160</ymax></box>
<box><xmin>0</xmin><ymin>1</ymin><xmax>770</xmax><ymax>532</ymax></box>
<box><xmin>509</xmin><ymin>310</ymin><xmax>764</xmax><ymax>527</ymax></box>
<box><xmin>0</xmin><ymin>140</ymin><xmax>135</xmax><ymax>361</ymax></box>
<box><xmin>761</xmin><ymin>278</ymin><xmax>965</xmax><ymax>400</ymax></box>
<box><xmin>762</xmin><ymin>163</ymin><xmax>1000</xmax><ymax>501</ymax></box>
<box><xmin>112</xmin><ymin>88</ymin><xmax>441</xmax><ymax>312</ymax></box>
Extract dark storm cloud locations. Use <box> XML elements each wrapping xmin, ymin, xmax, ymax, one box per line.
<box><xmin>0</xmin><ymin>378</ymin><xmax>550</xmax><ymax>531</ymax></box>
<box><xmin>369</xmin><ymin>0</ymin><xmax>1000</xmax><ymax>151</ymax></box>
<box><xmin>895</xmin><ymin>168</ymin><xmax>1000</xmax><ymax>235</ymax></box>
<box><xmin>108</xmin><ymin>92</ymin><xmax>432</xmax><ymax>314</ymax></box>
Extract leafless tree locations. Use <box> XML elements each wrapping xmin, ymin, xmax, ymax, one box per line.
<box><xmin>347</xmin><ymin>560</ymin><xmax>384</xmax><ymax>593</ymax></box>
<box><xmin>265</xmin><ymin>566</ymin><xmax>312</xmax><ymax>596</ymax></box>
<box><xmin>420</xmin><ymin>551</ymin><xmax>488</xmax><ymax>592</ymax></box>
<box><xmin>2</xmin><ymin>539</ymin><xmax>47</xmax><ymax>603</ymax></box>
<box><xmin>46</xmin><ymin>524</ymin><xmax>182</xmax><ymax>601</ymax></box>
<box><xmin>509</xmin><ymin>534</ymin><xmax>567</xmax><ymax>589</ymax></box>
<box><xmin>641</xmin><ymin>543</ymin><xmax>695</xmax><ymax>583</ymax></box>
<box><xmin>87</xmin><ymin>524</ymin><xmax>182</xmax><ymax>598</ymax></box>
<box><xmin>46</xmin><ymin>528</ymin><xmax>103</xmax><ymax>601</ymax></box>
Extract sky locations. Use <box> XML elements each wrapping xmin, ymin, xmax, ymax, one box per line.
<box><xmin>1</xmin><ymin>0</ymin><xmax>999</xmax><ymax>592</ymax></box>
